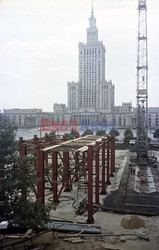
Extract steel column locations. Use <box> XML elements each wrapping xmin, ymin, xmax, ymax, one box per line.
<box><xmin>106</xmin><ymin>136</ymin><xmax>111</xmax><ymax>185</ymax></box>
<box><xmin>52</xmin><ymin>152</ymin><xmax>58</xmax><ymax>203</ymax></box>
<box><xmin>45</xmin><ymin>151</ymin><xmax>48</xmax><ymax>166</ymax></box>
<box><xmin>87</xmin><ymin>145</ymin><xmax>94</xmax><ymax>224</ymax></box>
<box><xmin>95</xmin><ymin>142</ymin><xmax>100</xmax><ymax>204</ymax></box>
<box><xmin>100</xmin><ymin>138</ymin><xmax>107</xmax><ymax>195</ymax></box>
<box><xmin>110</xmin><ymin>135</ymin><xmax>114</xmax><ymax>177</ymax></box>
<box><xmin>19</xmin><ymin>137</ymin><xmax>27</xmax><ymax>157</ymax></box>
<box><xmin>19</xmin><ymin>137</ymin><xmax>27</xmax><ymax>197</ymax></box>
<box><xmin>37</xmin><ymin>145</ymin><xmax>44</xmax><ymax>204</ymax></box>
<box><xmin>112</xmin><ymin>135</ymin><xmax>115</xmax><ymax>173</ymax></box>
<box><xmin>63</xmin><ymin>152</ymin><xmax>71</xmax><ymax>192</ymax></box>
<box><xmin>75</xmin><ymin>151</ymin><xmax>79</xmax><ymax>182</ymax></box>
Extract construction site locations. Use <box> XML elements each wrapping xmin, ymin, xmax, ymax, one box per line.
<box><xmin>1</xmin><ymin>128</ymin><xmax>159</xmax><ymax>249</ymax></box>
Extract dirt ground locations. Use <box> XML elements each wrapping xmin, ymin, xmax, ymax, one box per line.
<box><xmin>32</xmin><ymin>211</ymin><xmax>159</xmax><ymax>250</ymax></box>
<box><xmin>2</xmin><ymin>210</ymin><xmax>159</xmax><ymax>250</ymax></box>
<box><xmin>17</xmin><ymin>212</ymin><xmax>159</xmax><ymax>250</ymax></box>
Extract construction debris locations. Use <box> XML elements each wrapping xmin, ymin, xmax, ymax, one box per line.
<box><xmin>64</xmin><ymin>237</ymin><xmax>84</xmax><ymax>243</ymax></box>
<box><xmin>121</xmin><ymin>215</ymin><xmax>145</xmax><ymax>229</ymax></box>
<box><xmin>48</xmin><ymin>220</ymin><xmax>102</xmax><ymax>234</ymax></box>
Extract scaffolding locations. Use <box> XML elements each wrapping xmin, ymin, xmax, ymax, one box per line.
<box><xmin>19</xmin><ymin>134</ymin><xmax>115</xmax><ymax>223</ymax></box>
<box><xmin>136</xmin><ymin>0</ymin><xmax>148</xmax><ymax>164</ymax></box>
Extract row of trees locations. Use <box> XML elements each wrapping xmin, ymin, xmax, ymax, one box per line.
<box><xmin>83</xmin><ymin>127</ymin><xmax>159</xmax><ymax>143</ymax></box>
<box><xmin>65</xmin><ymin>127</ymin><xmax>132</xmax><ymax>144</ymax></box>
<box><xmin>0</xmin><ymin>119</ymin><xmax>55</xmax><ymax>231</ymax></box>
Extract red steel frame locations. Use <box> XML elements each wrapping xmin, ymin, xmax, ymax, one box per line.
<box><xmin>18</xmin><ymin>134</ymin><xmax>115</xmax><ymax>223</ymax></box>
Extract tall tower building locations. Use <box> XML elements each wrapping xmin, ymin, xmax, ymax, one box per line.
<box><xmin>67</xmin><ymin>5</ymin><xmax>114</xmax><ymax>124</ymax></box>
<box><xmin>79</xmin><ymin>8</ymin><xmax>106</xmax><ymax>111</ymax></box>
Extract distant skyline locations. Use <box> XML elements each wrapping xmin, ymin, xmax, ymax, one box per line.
<box><xmin>0</xmin><ymin>0</ymin><xmax>159</xmax><ymax>112</ymax></box>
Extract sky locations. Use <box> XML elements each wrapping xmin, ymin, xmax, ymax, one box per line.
<box><xmin>0</xmin><ymin>0</ymin><xmax>159</xmax><ymax>112</ymax></box>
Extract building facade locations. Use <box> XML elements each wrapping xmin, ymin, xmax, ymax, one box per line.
<box><xmin>1</xmin><ymin>109</ymin><xmax>53</xmax><ymax>128</ymax></box>
<box><xmin>67</xmin><ymin>9</ymin><xmax>114</xmax><ymax>124</ymax></box>
<box><xmin>1</xmin><ymin>106</ymin><xmax>159</xmax><ymax>130</ymax></box>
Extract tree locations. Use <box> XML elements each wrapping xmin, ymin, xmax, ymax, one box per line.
<box><xmin>124</xmin><ymin>128</ymin><xmax>134</xmax><ymax>145</ymax></box>
<box><xmin>0</xmin><ymin>153</ymin><xmax>54</xmax><ymax>231</ymax></box>
<box><xmin>0</xmin><ymin>119</ymin><xmax>54</xmax><ymax>231</ymax></box>
<box><xmin>154</xmin><ymin>129</ymin><xmax>159</xmax><ymax>139</ymax></box>
<box><xmin>0</xmin><ymin>117</ymin><xmax>17</xmax><ymax>166</ymax></box>
<box><xmin>70</xmin><ymin>129</ymin><xmax>78</xmax><ymax>137</ymax></box>
<box><xmin>82</xmin><ymin>129</ymin><xmax>93</xmax><ymax>136</ymax></box>
<box><xmin>65</xmin><ymin>130</ymin><xmax>78</xmax><ymax>140</ymax></box>
<box><xmin>109</xmin><ymin>127</ymin><xmax>120</xmax><ymax>137</ymax></box>
<box><xmin>96</xmin><ymin>129</ymin><xmax>106</xmax><ymax>136</ymax></box>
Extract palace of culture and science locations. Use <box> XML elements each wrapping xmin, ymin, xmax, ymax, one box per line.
<box><xmin>67</xmin><ymin>8</ymin><xmax>114</xmax><ymax>125</ymax></box>
<box><xmin>1</xmin><ymin>8</ymin><xmax>159</xmax><ymax>130</ymax></box>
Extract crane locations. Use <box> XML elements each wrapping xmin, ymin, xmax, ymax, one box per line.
<box><xmin>136</xmin><ymin>0</ymin><xmax>148</xmax><ymax>165</ymax></box>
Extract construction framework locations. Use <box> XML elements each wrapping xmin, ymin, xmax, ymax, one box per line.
<box><xmin>19</xmin><ymin>134</ymin><xmax>115</xmax><ymax>223</ymax></box>
<box><xmin>136</xmin><ymin>0</ymin><xmax>148</xmax><ymax>164</ymax></box>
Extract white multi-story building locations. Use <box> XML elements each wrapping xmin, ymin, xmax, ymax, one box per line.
<box><xmin>67</xmin><ymin>82</ymin><xmax>79</xmax><ymax>112</ymax></box>
<box><xmin>1</xmin><ymin>108</ymin><xmax>46</xmax><ymax>128</ymax></box>
<box><xmin>67</xmin><ymin>9</ymin><xmax>114</xmax><ymax>124</ymax></box>
<box><xmin>1</xmin><ymin>106</ymin><xmax>158</xmax><ymax>130</ymax></box>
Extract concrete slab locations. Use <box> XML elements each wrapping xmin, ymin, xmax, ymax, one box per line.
<box><xmin>103</xmin><ymin>150</ymin><xmax>159</xmax><ymax>215</ymax></box>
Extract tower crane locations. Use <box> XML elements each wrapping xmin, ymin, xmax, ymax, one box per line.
<box><xmin>136</xmin><ymin>0</ymin><xmax>148</xmax><ymax>164</ymax></box>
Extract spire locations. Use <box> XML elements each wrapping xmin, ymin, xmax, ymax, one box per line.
<box><xmin>91</xmin><ymin>0</ymin><xmax>94</xmax><ymax>16</ymax></box>
<box><xmin>87</xmin><ymin>0</ymin><xmax>98</xmax><ymax>44</ymax></box>
<box><xmin>89</xmin><ymin>0</ymin><xmax>96</xmax><ymax>29</ymax></box>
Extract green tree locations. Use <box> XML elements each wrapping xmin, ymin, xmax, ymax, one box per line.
<box><xmin>82</xmin><ymin>129</ymin><xmax>93</xmax><ymax>136</ymax></box>
<box><xmin>65</xmin><ymin>130</ymin><xmax>78</xmax><ymax>140</ymax></box>
<box><xmin>0</xmin><ymin>117</ymin><xmax>17</xmax><ymax>166</ymax></box>
<box><xmin>1</xmin><ymin>153</ymin><xmax>54</xmax><ymax>230</ymax></box>
<box><xmin>70</xmin><ymin>129</ymin><xmax>78</xmax><ymax>137</ymax></box>
<box><xmin>109</xmin><ymin>127</ymin><xmax>120</xmax><ymax>137</ymax></box>
<box><xmin>96</xmin><ymin>129</ymin><xmax>106</xmax><ymax>136</ymax></box>
<box><xmin>0</xmin><ymin>119</ymin><xmax>54</xmax><ymax>231</ymax></box>
<box><xmin>124</xmin><ymin>128</ymin><xmax>134</xmax><ymax>145</ymax></box>
<box><xmin>154</xmin><ymin>129</ymin><xmax>159</xmax><ymax>139</ymax></box>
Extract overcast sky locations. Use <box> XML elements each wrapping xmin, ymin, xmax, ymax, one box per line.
<box><xmin>0</xmin><ymin>0</ymin><xmax>158</xmax><ymax>112</ymax></box>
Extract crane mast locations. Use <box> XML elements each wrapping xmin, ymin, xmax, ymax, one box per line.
<box><xmin>136</xmin><ymin>0</ymin><xmax>148</xmax><ymax>164</ymax></box>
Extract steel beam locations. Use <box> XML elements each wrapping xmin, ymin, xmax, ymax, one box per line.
<box><xmin>95</xmin><ymin>142</ymin><xmax>100</xmax><ymax>204</ymax></box>
<box><xmin>87</xmin><ymin>144</ymin><xmax>94</xmax><ymax>224</ymax></box>
<box><xmin>52</xmin><ymin>152</ymin><xmax>58</xmax><ymax>203</ymax></box>
<box><xmin>19</xmin><ymin>137</ymin><xmax>27</xmax><ymax>197</ymax></box>
<box><xmin>37</xmin><ymin>145</ymin><xmax>44</xmax><ymax>204</ymax></box>
<box><xmin>106</xmin><ymin>136</ymin><xmax>111</xmax><ymax>185</ymax></box>
<box><xmin>100</xmin><ymin>138</ymin><xmax>106</xmax><ymax>195</ymax></box>
<box><xmin>63</xmin><ymin>152</ymin><xmax>71</xmax><ymax>192</ymax></box>
<box><xmin>75</xmin><ymin>151</ymin><xmax>79</xmax><ymax>182</ymax></box>
<box><xmin>110</xmin><ymin>135</ymin><xmax>115</xmax><ymax>176</ymax></box>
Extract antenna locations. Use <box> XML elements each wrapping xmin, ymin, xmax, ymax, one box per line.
<box><xmin>91</xmin><ymin>0</ymin><xmax>94</xmax><ymax>16</ymax></box>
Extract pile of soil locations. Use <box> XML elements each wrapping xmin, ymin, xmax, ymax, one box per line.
<box><xmin>121</xmin><ymin>215</ymin><xmax>145</xmax><ymax>229</ymax></box>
